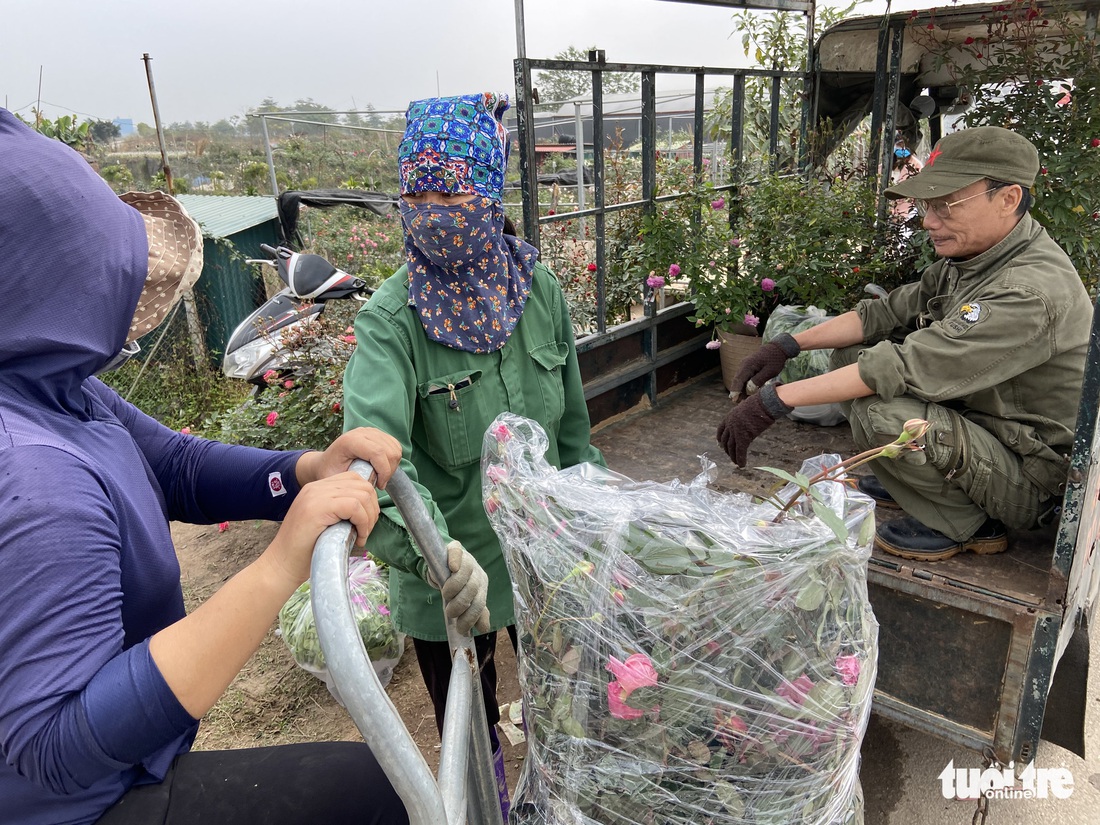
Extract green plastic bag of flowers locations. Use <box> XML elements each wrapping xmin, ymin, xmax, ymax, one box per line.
<box><xmin>278</xmin><ymin>555</ymin><xmax>405</xmax><ymax>704</ymax></box>
<box><xmin>483</xmin><ymin>413</ymin><xmax>877</xmax><ymax>825</ymax></box>
<box><xmin>762</xmin><ymin>305</ymin><xmax>846</xmax><ymax>427</ymax></box>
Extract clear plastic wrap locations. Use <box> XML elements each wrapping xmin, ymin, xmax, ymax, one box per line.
<box><xmin>763</xmin><ymin>306</ymin><xmax>846</xmax><ymax>427</ymax></box>
<box><xmin>483</xmin><ymin>413</ymin><xmax>877</xmax><ymax>825</ymax></box>
<box><xmin>278</xmin><ymin>555</ymin><xmax>405</xmax><ymax>702</ymax></box>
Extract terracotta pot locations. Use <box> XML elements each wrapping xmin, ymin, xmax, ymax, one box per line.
<box><xmin>716</xmin><ymin>327</ymin><xmax>762</xmax><ymax>393</ymax></box>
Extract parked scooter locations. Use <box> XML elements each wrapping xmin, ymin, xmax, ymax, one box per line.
<box><xmin>222</xmin><ymin>243</ymin><xmax>372</xmax><ymax>389</ymax></box>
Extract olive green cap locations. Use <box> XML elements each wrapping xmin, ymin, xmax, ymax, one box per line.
<box><xmin>884</xmin><ymin>126</ymin><xmax>1039</xmax><ymax>200</ymax></box>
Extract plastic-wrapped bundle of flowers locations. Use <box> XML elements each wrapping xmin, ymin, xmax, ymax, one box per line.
<box><xmin>278</xmin><ymin>555</ymin><xmax>405</xmax><ymax>700</ymax></box>
<box><xmin>483</xmin><ymin>413</ymin><xmax>879</xmax><ymax>825</ymax></box>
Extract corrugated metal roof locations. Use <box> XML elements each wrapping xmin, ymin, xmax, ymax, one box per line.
<box><xmin>176</xmin><ymin>194</ymin><xmax>279</xmax><ymax>239</ymax></box>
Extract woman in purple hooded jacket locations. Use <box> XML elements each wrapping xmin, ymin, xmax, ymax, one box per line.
<box><xmin>0</xmin><ymin>111</ymin><xmax>455</xmax><ymax>825</ymax></box>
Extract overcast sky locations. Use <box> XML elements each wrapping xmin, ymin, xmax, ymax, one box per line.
<box><xmin>3</xmin><ymin>0</ymin><xmax>938</xmax><ymax>126</ymax></box>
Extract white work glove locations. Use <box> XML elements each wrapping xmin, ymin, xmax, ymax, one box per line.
<box><xmin>428</xmin><ymin>540</ymin><xmax>491</xmax><ymax>635</ymax></box>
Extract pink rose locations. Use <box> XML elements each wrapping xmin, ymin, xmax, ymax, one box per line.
<box><xmin>486</xmin><ymin>465</ymin><xmax>508</xmax><ymax>484</ymax></box>
<box><xmin>217</xmin><ymin>521</ymin><xmax>230</xmax><ymax>533</ymax></box>
<box><xmin>711</xmin><ymin>197</ymin><xmax>725</xmax><ymax>210</ymax></box>
<box><xmin>835</xmin><ymin>654</ymin><xmax>861</xmax><ymax>686</ymax></box>
<box><xmin>760</xmin><ymin>277</ymin><xmax>776</xmax><ymax>292</ymax></box>
<box><xmin>606</xmin><ymin>653</ymin><xmax>658</xmax><ymax>697</ymax></box>
<box><xmin>265</xmin><ymin>411</ymin><xmax>279</xmax><ymax>427</ymax></box>
<box><xmin>611</xmin><ymin>570</ymin><xmax>632</xmax><ymax>589</ymax></box>
<box><xmin>743</xmin><ymin>313</ymin><xmax>760</xmax><ymax>328</ymax></box>
<box><xmin>714</xmin><ymin>709</ymin><xmax>748</xmax><ymax>750</ymax></box>
<box><xmin>607</xmin><ymin>681</ymin><xmax>645</xmax><ymax>720</ymax></box>
<box><xmin>262</xmin><ymin>369</ymin><xmax>278</xmax><ymax>383</ymax></box>
<box><xmin>776</xmin><ymin>673</ymin><xmax>815</xmax><ymax>706</ymax></box>
<box><xmin>646</xmin><ymin>275</ymin><xmax>666</xmax><ymax>289</ymax></box>
<box><xmin>668</xmin><ymin>263</ymin><xmax>681</xmax><ymax>277</ymax></box>
<box><xmin>705</xmin><ymin>339</ymin><xmax>721</xmax><ymax>350</ymax></box>
<box><xmin>179</xmin><ymin>427</ymin><xmax>191</xmax><ymax>435</ymax></box>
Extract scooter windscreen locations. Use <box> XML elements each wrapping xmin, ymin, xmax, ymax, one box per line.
<box><xmin>222</xmin><ymin>293</ymin><xmax>324</xmax><ymax>381</ymax></box>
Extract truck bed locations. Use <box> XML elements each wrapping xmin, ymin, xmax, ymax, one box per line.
<box><xmin>590</xmin><ymin>370</ymin><xmax>1066</xmax><ymax>762</ymax></box>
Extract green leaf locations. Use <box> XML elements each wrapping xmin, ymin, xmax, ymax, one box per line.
<box><xmin>812</xmin><ymin>500</ymin><xmax>849</xmax><ymax>543</ymax></box>
<box><xmin>714</xmin><ymin>780</ymin><xmax>746</xmax><ymax>817</ymax></box>
<box><xmin>795</xmin><ymin>579</ymin><xmax>826</xmax><ymax>611</ymax></box>
<box><xmin>857</xmin><ymin>511</ymin><xmax>876</xmax><ymax>546</ymax></box>
<box><xmin>757</xmin><ymin>466</ymin><xmax>808</xmax><ymax>489</ymax></box>
<box><xmin>561</xmin><ymin>645</ymin><xmax>581</xmax><ymax>675</ymax></box>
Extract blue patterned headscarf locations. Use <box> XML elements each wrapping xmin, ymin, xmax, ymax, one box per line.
<box><xmin>399</xmin><ymin>93</ymin><xmax>509</xmax><ymax>200</ymax></box>
<box><xmin>398</xmin><ymin>93</ymin><xmax>538</xmax><ymax>354</ymax></box>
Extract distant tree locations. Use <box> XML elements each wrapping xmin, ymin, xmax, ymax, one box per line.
<box><xmin>100</xmin><ymin>163</ymin><xmax>134</xmax><ymax>191</ymax></box>
<box><xmin>362</xmin><ymin>104</ymin><xmax>383</xmax><ymax>128</ymax></box>
<box><xmin>242</xmin><ymin>161</ymin><xmax>271</xmax><ymax>195</ymax></box>
<box><xmin>136</xmin><ymin>122</ymin><xmax>156</xmax><ymax>139</ymax></box>
<box><xmin>534</xmin><ymin>46</ymin><xmax>640</xmax><ymax>111</ymax></box>
<box><xmin>211</xmin><ymin>118</ymin><xmax>238</xmax><ymax>137</ymax></box>
<box><xmin>88</xmin><ymin>119</ymin><xmax>121</xmax><ymax>146</ymax></box>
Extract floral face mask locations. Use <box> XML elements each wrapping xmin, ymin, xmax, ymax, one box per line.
<box><xmin>400</xmin><ymin>198</ymin><xmax>538</xmax><ymax>354</ymax></box>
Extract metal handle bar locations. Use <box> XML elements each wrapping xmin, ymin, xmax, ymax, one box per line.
<box><xmin>310</xmin><ymin>461</ymin><xmax>504</xmax><ymax>825</ymax></box>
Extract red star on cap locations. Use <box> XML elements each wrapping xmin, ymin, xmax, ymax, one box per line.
<box><xmin>926</xmin><ymin>146</ymin><xmax>943</xmax><ymax>166</ymax></box>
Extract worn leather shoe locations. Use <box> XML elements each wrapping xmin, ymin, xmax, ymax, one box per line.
<box><xmin>875</xmin><ymin>516</ymin><xmax>1008</xmax><ymax>561</ymax></box>
<box><xmin>856</xmin><ymin>475</ymin><xmax>900</xmax><ymax>509</ymax></box>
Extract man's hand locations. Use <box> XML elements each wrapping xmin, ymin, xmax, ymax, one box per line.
<box><xmin>428</xmin><ymin>541</ymin><xmax>491</xmax><ymax>635</ymax></box>
<box><xmin>729</xmin><ymin>333</ymin><xmax>800</xmax><ymax>399</ymax></box>
<box><xmin>297</xmin><ymin>427</ymin><xmax>402</xmax><ymax>489</ymax></box>
<box><xmin>716</xmin><ymin>384</ymin><xmax>793</xmax><ymax>467</ymax></box>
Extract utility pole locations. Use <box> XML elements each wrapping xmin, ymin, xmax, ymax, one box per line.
<box><xmin>142</xmin><ymin>53</ymin><xmax>206</xmax><ymax>370</ymax></box>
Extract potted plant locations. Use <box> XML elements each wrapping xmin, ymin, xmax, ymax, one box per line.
<box><xmin>732</xmin><ymin>171</ymin><xmax>919</xmax><ymax>315</ymax></box>
<box><xmin>615</xmin><ymin>160</ymin><xmax>782</xmax><ymax>389</ymax></box>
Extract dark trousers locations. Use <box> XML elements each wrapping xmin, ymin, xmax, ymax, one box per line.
<box><xmin>413</xmin><ymin>626</ymin><xmax>518</xmax><ymax>752</ymax></box>
<box><xmin>95</xmin><ymin>742</ymin><xmax>408</xmax><ymax>825</ymax></box>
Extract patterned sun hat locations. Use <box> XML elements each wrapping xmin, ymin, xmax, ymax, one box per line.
<box><xmin>118</xmin><ymin>191</ymin><xmax>204</xmax><ymax>343</ymax></box>
<box><xmin>398</xmin><ymin>93</ymin><xmax>510</xmax><ymax>201</ymax></box>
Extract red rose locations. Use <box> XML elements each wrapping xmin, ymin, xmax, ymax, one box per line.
<box><xmin>1092</xmin><ymin>138</ymin><xmax>1100</xmax><ymax>148</ymax></box>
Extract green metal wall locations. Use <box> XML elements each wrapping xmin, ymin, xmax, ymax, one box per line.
<box><xmin>193</xmin><ymin>218</ymin><xmax>280</xmax><ymax>365</ymax></box>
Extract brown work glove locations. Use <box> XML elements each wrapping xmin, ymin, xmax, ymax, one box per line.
<box><xmin>729</xmin><ymin>333</ymin><xmax>801</xmax><ymax>399</ymax></box>
<box><xmin>717</xmin><ymin>383</ymin><xmax>794</xmax><ymax>467</ymax></box>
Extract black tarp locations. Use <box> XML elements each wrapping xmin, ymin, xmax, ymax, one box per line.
<box><xmin>277</xmin><ymin>189</ymin><xmax>397</xmax><ymax>246</ymax></box>
<box><xmin>537</xmin><ymin>166</ymin><xmax>592</xmax><ymax>187</ymax></box>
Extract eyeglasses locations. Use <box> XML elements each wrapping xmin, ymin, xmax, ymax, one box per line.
<box><xmin>915</xmin><ymin>183</ymin><xmax>1009</xmax><ymax>219</ymax></box>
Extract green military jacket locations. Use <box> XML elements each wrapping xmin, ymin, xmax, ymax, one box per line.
<box><xmin>855</xmin><ymin>213</ymin><xmax>1091</xmax><ymax>497</ymax></box>
<box><xmin>343</xmin><ymin>261</ymin><xmax>605</xmax><ymax>640</ymax></box>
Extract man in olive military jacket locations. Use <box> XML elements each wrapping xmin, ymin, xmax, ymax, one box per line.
<box><xmin>717</xmin><ymin>126</ymin><xmax>1091</xmax><ymax>561</ymax></box>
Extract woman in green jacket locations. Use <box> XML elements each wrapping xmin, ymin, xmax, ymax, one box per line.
<box><xmin>342</xmin><ymin>92</ymin><xmax>604</xmax><ymax>817</ymax></box>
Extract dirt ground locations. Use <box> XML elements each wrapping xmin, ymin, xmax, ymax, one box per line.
<box><xmin>174</xmin><ymin>373</ymin><xmax>855</xmax><ymax>799</ymax></box>
<box><xmin>174</xmin><ymin>520</ymin><xmax>530</xmax><ymax>790</ymax></box>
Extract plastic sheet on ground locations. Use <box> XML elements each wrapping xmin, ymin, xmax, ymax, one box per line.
<box><xmin>278</xmin><ymin>555</ymin><xmax>405</xmax><ymax>701</ymax></box>
<box><xmin>483</xmin><ymin>413</ymin><xmax>877</xmax><ymax>825</ymax></box>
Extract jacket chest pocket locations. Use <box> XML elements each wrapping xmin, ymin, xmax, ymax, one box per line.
<box><xmin>417</xmin><ymin>370</ymin><xmax>489</xmax><ymax>469</ymax></box>
<box><xmin>528</xmin><ymin>341</ymin><xmax>568</xmax><ymax>425</ymax></box>
<box><xmin>919</xmin><ymin>295</ymin><xmax>949</xmax><ymax>328</ymax></box>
